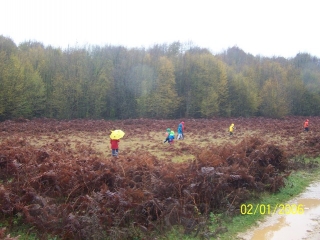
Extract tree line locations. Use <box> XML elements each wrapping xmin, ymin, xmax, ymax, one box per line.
<box><xmin>1</xmin><ymin>35</ymin><xmax>320</xmax><ymax>120</ymax></box>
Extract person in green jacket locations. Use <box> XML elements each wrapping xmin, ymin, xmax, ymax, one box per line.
<box><xmin>163</xmin><ymin>128</ymin><xmax>171</xmax><ymax>143</ymax></box>
<box><xmin>168</xmin><ymin>130</ymin><xmax>175</xmax><ymax>144</ymax></box>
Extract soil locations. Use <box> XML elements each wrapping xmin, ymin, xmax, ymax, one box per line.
<box><xmin>237</xmin><ymin>180</ymin><xmax>320</xmax><ymax>240</ymax></box>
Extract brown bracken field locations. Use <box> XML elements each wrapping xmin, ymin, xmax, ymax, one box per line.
<box><xmin>0</xmin><ymin>117</ymin><xmax>320</xmax><ymax>239</ymax></box>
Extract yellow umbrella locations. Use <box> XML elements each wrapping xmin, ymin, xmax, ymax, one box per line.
<box><xmin>110</xmin><ymin>130</ymin><xmax>125</xmax><ymax>140</ymax></box>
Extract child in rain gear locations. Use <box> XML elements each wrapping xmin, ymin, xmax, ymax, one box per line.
<box><xmin>168</xmin><ymin>130</ymin><xmax>175</xmax><ymax>144</ymax></box>
<box><xmin>229</xmin><ymin>123</ymin><xmax>235</xmax><ymax>136</ymax></box>
<box><xmin>177</xmin><ymin>123</ymin><xmax>183</xmax><ymax>140</ymax></box>
<box><xmin>163</xmin><ymin>128</ymin><xmax>171</xmax><ymax>143</ymax></box>
<box><xmin>110</xmin><ymin>138</ymin><xmax>120</xmax><ymax>157</ymax></box>
<box><xmin>181</xmin><ymin>121</ymin><xmax>185</xmax><ymax>138</ymax></box>
<box><xmin>304</xmin><ymin>119</ymin><xmax>309</xmax><ymax>132</ymax></box>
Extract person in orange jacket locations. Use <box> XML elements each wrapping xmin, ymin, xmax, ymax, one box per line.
<box><xmin>304</xmin><ymin>119</ymin><xmax>309</xmax><ymax>132</ymax></box>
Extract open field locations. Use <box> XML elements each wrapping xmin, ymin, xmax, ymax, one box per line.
<box><xmin>1</xmin><ymin>116</ymin><xmax>320</xmax><ymax>160</ymax></box>
<box><xmin>0</xmin><ymin>117</ymin><xmax>320</xmax><ymax>239</ymax></box>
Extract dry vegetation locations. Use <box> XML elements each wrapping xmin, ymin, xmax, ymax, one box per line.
<box><xmin>0</xmin><ymin>117</ymin><xmax>320</xmax><ymax>239</ymax></box>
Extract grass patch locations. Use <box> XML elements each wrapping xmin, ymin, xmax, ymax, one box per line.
<box><xmin>220</xmin><ymin>169</ymin><xmax>320</xmax><ymax>239</ymax></box>
<box><xmin>0</xmin><ymin>216</ymin><xmax>38</xmax><ymax>240</ymax></box>
<box><xmin>161</xmin><ymin>157</ymin><xmax>320</xmax><ymax>240</ymax></box>
<box><xmin>171</xmin><ymin>154</ymin><xmax>195</xmax><ymax>163</ymax></box>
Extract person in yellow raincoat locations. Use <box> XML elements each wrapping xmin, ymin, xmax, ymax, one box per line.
<box><xmin>229</xmin><ymin>123</ymin><xmax>235</xmax><ymax>136</ymax></box>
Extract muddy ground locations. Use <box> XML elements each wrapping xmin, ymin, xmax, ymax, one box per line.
<box><xmin>237</xmin><ymin>180</ymin><xmax>320</xmax><ymax>240</ymax></box>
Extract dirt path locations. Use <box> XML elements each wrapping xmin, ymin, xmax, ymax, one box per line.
<box><xmin>237</xmin><ymin>181</ymin><xmax>320</xmax><ymax>240</ymax></box>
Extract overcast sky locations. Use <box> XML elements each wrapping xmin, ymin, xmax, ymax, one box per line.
<box><xmin>1</xmin><ymin>0</ymin><xmax>319</xmax><ymax>58</ymax></box>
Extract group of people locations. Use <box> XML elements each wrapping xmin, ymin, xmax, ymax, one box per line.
<box><xmin>164</xmin><ymin>121</ymin><xmax>185</xmax><ymax>144</ymax></box>
<box><xmin>228</xmin><ymin>119</ymin><xmax>310</xmax><ymax>136</ymax></box>
<box><xmin>109</xmin><ymin>119</ymin><xmax>311</xmax><ymax>157</ymax></box>
<box><xmin>109</xmin><ymin>121</ymin><xmax>186</xmax><ymax>157</ymax></box>
<box><xmin>163</xmin><ymin>121</ymin><xmax>235</xmax><ymax>144</ymax></box>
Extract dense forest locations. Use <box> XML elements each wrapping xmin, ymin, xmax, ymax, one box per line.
<box><xmin>1</xmin><ymin>35</ymin><xmax>320</xmax><ymax>120</ymax></box>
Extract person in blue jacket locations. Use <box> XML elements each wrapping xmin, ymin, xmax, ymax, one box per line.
<box><xmin>168</xmin><ymin>130</ymin><xmax>175</xmax><ymax>144</ymax></box>
<box><xmin>177</xmin><ymin>123</ymin><xmax>183</xmax><ymax>140</ymax></box>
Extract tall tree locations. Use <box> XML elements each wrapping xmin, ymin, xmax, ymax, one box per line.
<box><xmin>178</xmin><ymin>52</ymin><xmax>224</xmax><ymax>118</ymax></box>
<box><xmin>0</xmin><ymin>54</ymin><xmax>44</xmax><ymax>119</ymax></box>
<box><xmin>0</xmin><ymin>35</ymin><xmax>17</xmax><ymax>57</ymax></box>
<box><xmin>216</xmin><ymin>62</ymin><xmax>230</xmax><ymax>116</ymax></box>
<box><xmin>87</xmin><ymin>46</ymin><xmax>114</xmax><ymax>118</ymax></box>
<box><xmin>259</xmin><ymin>78</ymin><xmax>289</xmax><ymax>118</ymax></box>
<box><xmin>145</xmin><ymin>56</ymin><xmax>179</xmax><ymax>118</ymax></box>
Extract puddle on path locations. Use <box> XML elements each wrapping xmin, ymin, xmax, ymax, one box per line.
<box><xmin>239</xmin><ymin>181</ymin><xmax>320</xmax><ymax>240</ymax></box>
<box><xmin>251</xmin><ymin>199</ymin><xmax>320</xmax><ymax>240</ymax></box>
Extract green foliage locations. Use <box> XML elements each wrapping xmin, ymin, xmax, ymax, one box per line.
<box><xmin>259</xmin><ymin>79</ymin><xmax>289</xmax><ymax>118</ymax></box>
<box><xmin>200</xmin><ymin>88</ymin><xmax>218</xmax><ymax>117</ymax></box>
<box><xmin>1</xmin><ymin>35</ymin><xmax>320</xmax><ymax>120</ymax></box>
<box><xmin>258</xmin><ymin>61</ymin><xmax>290</xmax><ymax>118</ymax></box>
<box><xmin>229</xmin><ymin>73</ymin><xmax>260</xmax><ymax>117</ymax></box>
<box><xmin>216</xmin><ymin>62</ymin><xmax>230</xmax><ymax>116</ymax></box>
<box><xmin>143</xmin><ymin>56</ymin><xmax>180</xmax><ymax>118</ymax></box>
<box><xmin>0</xmin><ymin>52</ymin><xmax>45</xmax><ymax>119</ymax></box>
<box><xmin>0</xmin><ymin>35</ymin><xmax>17</xmax><ymax>56</ymax></box>
<box><xmin>178</xmin><ymin>52</ymin><xmax>222</xmax><ymax>117</ymax></box>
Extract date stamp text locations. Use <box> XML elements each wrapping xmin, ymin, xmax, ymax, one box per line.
<box><xmin>240</xmin><ymin>204</ymin><xmax>304</xmax><ymax>215</ymax></box>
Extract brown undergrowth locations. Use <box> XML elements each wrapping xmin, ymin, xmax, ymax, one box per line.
<box><xmin>0</xmin><ymin>137</ymin><xmax>290</xmax><ymax>239</ymax></box>
<box><xmin>0</xmin><ymin>118</ymin><xmax>319</xmax><ymax>239</ymax></box>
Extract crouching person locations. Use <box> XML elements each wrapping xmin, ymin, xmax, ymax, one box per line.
<box><xmin>168</xmin><ymin>131</ymin><xmax>175</xmax><ymax>145</ymax></box>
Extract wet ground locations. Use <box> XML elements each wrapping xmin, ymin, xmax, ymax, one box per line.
<box><xmin>237</xmin><ymin>181</ymin><xmax>320</xmax><ymax>240</ymax></box>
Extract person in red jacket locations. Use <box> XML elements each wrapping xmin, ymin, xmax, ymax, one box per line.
<box><xmin>304</xmin><ymin>119</ymin><xmax>309</xmax><ymax>132</ymax></box>
<box><xmin>110</xmin><ymin>138</ymin><xmax>120</xmax><ymax>157</ymax></box>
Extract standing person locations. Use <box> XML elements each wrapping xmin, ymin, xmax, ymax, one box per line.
<box><xmin>163</xmin><ymin>128</ymin><xmax>171</xmax><ymax>143</ymax></box>
<box><xmin>177</xmin><ymin>123</ymin><xmax>183</xmax><ymax>140</ymax></box>
<box><xmin>180</xmin><ymin>121</ymin><xmax>185</xmax><ymax>139</ymax></box>
<box><xmin>304</xmin><ymin>119</ymin><xmax>309</xmax><ymax>132</ymax></box>
<box><xmin>110</xmin><ymin>138</ymin><xmax>120</xmax><ymax>157</ymax></box>
<box><xmin>229</xmin><ymin>123</ymin><xmax>235</xmax><ymax>136</ymax></box>
<box><xmin>109</xmin><ymin>129</ymin><xmax>125</xmax><ymax>158</ymax></box>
